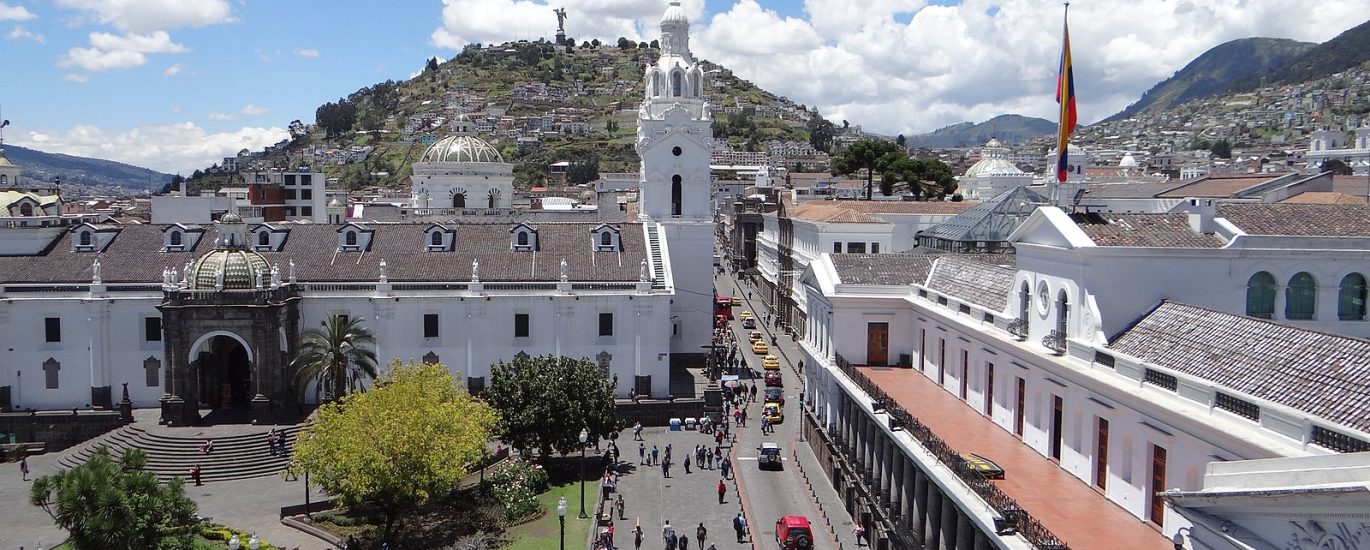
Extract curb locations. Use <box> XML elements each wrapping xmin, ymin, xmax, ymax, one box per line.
<box><xmin>280</xmin><ymin>515</ymin><xmax>342</xmax><ymax>549</ymax></box>
<box><xmin>729</xmin><ymin>442</ymin><xmax>761</xmax><ymax>550</ymax></box>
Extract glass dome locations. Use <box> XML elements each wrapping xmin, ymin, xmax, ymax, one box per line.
<box><xmin>419</xmin><ymin>135</ymin><xmax>504</xmax><ymax>164</ymax></box>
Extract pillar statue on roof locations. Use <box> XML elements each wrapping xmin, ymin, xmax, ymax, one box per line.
<box><xmin>289</xmin><ymin>260</ymin><xmax>297</xmax><ymax>284</ymax></box>
<box><xmin>640</xmin><ymin>259</ymin><xmax>649</xmax><ymax>282</ymax></box>
<box><xmin>379</xmin><ymin>259</ymin><xmax>388</xmax><ymax>283</ymax></box>
<box><xmin>92</xmin><ymin>258</ymin><xmax>102</xmax><ymax>285</ymax></box>
<box><xmin>270</xmin><ymin>263</ymin><xmax>281</xmax><ymax>288</ymax></box>
<box><xmin>255</xmin><ymin>267</ymin><xmax>264</xmax><ymax>290</ymax></box>
<box><xmin>560</xmin><ymin>257</ymin><xmax>569</xmax><ymax>282</ymax></box>
<box><xmin>471</xmin><ymin>258</ymin><xmax>480</xmax><ymax>283</ymax></box>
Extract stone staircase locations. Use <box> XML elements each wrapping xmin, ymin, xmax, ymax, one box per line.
<box><xmin>56</xmin><ymin>423</ymin><xmax>305</xmax><ymax>484</ymax></box>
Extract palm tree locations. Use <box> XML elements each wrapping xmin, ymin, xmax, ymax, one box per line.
<box><xmin>292</xmin><ymin>315</ymin><xmax>379</xmax><ymax>401</ymax></box>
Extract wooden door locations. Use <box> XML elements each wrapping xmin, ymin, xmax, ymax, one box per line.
<box><xmin>1051</xmin><ymin>395</ymin><xmax>1064</xmax><ymax>460</ymax></box>
<box><xmin>1150</xmin><ymin>445</ymin><xmax>1167</xmax><ymax>526</ymax></box>
<box><xmin>985</xmin><ymin>363</ymin><xmax>995</xmax><ymax>416</ymax></box>
<box><xmin>866</xmin><ymin>323</ymin><xmax>888</xmax><ymax>365</ymax></box>
<box><xmin>1095</xmin><ymin>418</ymin><xmax>1109</xmax><ymax>490</ymax></box>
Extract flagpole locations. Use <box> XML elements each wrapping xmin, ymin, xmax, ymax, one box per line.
<box><xmin>1053</xmin><ymin>0</ymin><xmax>1071</xmax><ymax>207</ymax></box>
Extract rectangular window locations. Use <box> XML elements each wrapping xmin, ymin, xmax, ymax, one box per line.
<box><xmin>424</xmin><ymin>314</ymin><xmax>439</xmax><ymax>339</ymax></box>
<box><xmin>871</xmin><ymin>242</ymin><xmax>880</xmax><ymax>254</ymax></box>
<box><xmin>145</xmin><ymin>317</ymin><xmax>162</xmax><ymax>342</ymax></box>
<box><xmin>285</xmin><ymin>189</ymin><xmax>297</xmax><ymax>200</ymax></box>
<box><xmin>301</xmin><ymin>206</ymin><xmax>313</xmax><ymax>217</ymax></box>
<box><xmin>938</xmin><ymin>338</ymin><xmax>946</xmax><ymax>385</ymax></box>
<box><xmin>846</xmin><ymin>242</ymin><xmax>866</xmax><ymax>254</ymax></box>
<box><xmin>985</xmin><ymin>363</ymin><xmax>995</xmax><ymax>416</ymax></box>
<box><xmin>959</xmin><ymin>350</ymin><xmax>969</xmax><ymax>400</ymax></box>
<box><xmin>919</xmin><ymin>329</ymin><xmax>926</xmax><ymax>371</ymax></box>
<box><xmin>833</xmin><ymin>242</ymin><xmax>842</xmax><ymax>253</ymax></box>
<box><xmin>1095</xmin><ymin>417</ymin><xmax>1110</xmax><ymax>490</ymax></box>
<box><xmin>1051</xmin><ymin>395</ymin><xmax>1064</xmax><ymax>460</ymax></box>
<box><xmin>45</xmin><ymin>317</ymin><xmax>61</xmax><ymax>343</ymax></box>
<box><xmin>1015</xmin><ymin>377</ymin><xmax>1026</xmax><ymax>437</ymax></box>
<box><xmin>284</xmin><ymin>175</ymin><xmax>296</xmax><ymax>186</ymax></box>
<box><xmin>286</xmin><ymin>207</ymin><xmax>297</xmax><ymax>217</ymax></box>
<box><xmin>1150</xmin><ymin>445</ymin><xmax>1167</xmax><ymax>526</ymax></box>
<box><xmin>514</xmin><ymin>313</ymin><xmax>530</xmax><ymax>338</ymax></box>
<box><xmin>599</xmin><ymin>313</ymin><xmax>614</xmax><ymax>337</ymax></box>
<box><xmin>300</xmin><ymin>175</ymin><xmax>311</xmax><ymax>186</ymax></box>
<box><xmin>301</xmin><ymin>189</ymin><xmax>313</xmax><ymax>200</ymax></box>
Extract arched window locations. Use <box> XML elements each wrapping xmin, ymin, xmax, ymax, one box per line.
<box><xmin>1285</xmin><ymin>272</ymin><xmax>1316</xmax><ymax>320</ymax></box>
<box><xmin>0</xmin><ymin>175</ymin><xmax>7</xmax><ymax>185</ymax></box>
<box><xmin>488</xmin><ymin>189</ymin><xmax>498</xmax><ymax>209</ymax></box>
<box><xmin>671</xmin><ymin>71</ymin><xmax>682</xmax><ymax>97</ymax></box>
<box><xmin>19</xmin><ymin>203</ymin><xmax>33</xmax><ymax>216</ymax></box>
<box><xmin>693</xmin><ymin>73</ymin><xmax>701</xmax><ymax>97</ymax></box>
<box><xmin>1246</xmin><ymin>272</ymin><xmax>1277</xmax><ymax>319</ymax></box>
<box><xmin>600</xmin><ymin>231</ymin><xmax>612</xmax><ymax>246</ymax></box>
<box><xmin>1056</xmin><ymin>290</ymin><xmax>1069</xmax><ymax>336</ymax></box>
<box><xmin>258</xmin><ymin>231</ymin><xmax>270</xmax><ymax>246</ymax></box>
<box><xmin>452</xmin><ymin>193</ymin><xmax>466</xmax><ymax>208</ymax></box>
<box><xmin>345</xmin><ymin>231</ymin><xmax>358</xmax><ymax>246</ymax></box>
<box><xmin>170</xmin><ymin>231</ymin><xmax>182</xmax><ymax>246</ymax></box>
<box><xmin>1019</xmin><ymin>282</ymin><xmax>1031</xmax><ymax>321</ymax></box>
<box><xmin>431</xmin><ymin>231</ymin><xmax>443</xmax><ymax>246</ymax></box>
<box><xmin>517</xmin><ymin>232</ymin><xmax>529</xmax><ymax>246</ymax></box>
<box><xmin>671</xmin><ymin>175</ymin><xmax>682</xmax><ymax>216</ymax></box>
<box><xmin>1339</xmin><ymin>273</ymin><xmax>1366</xmax><ymax>321</ymax></box>
<box><xmin>651</xmin><ymin>72</ymin><xmax>661</xmax><ymax>97</ymax></box>
<box><xmin>79</xmin><ymin>231</ymin><xmax>92</xmax><ymax>246</ymax></box>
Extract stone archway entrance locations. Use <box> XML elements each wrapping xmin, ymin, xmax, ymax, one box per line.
<box><xmin>192</xmin><ymin>334</ymin><xmax>254</xmax><ymax>410</ymax></box>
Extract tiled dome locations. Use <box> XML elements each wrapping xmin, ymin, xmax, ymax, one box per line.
<box><xmin>187</xmin><ymin>248</ymin><xmax>270</xmax><ymax>290</ymax></box>
<box><xmin>420</xmin><ymin>135</ymin><xmax>504</xmax><ymax>164</ymax></box>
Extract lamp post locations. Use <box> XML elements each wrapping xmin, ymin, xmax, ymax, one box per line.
<box><xmin>558</xmin><ymin>496</ymin><xmax>568</xmax><ymax>550</ymax></box>
<box><xmin>228</xmin><ymin>535</ymin><xmax>240</xmax><ymax>550</ymax></box>
<box><xmin>248</xmin><ymin>534</ymin><xmax>261</xmax><ymax>550</ymax></box>
<box><xmin>578</xmin><ymin>427</ymin><xmax>590</xmax><ymax>519</ymax></box>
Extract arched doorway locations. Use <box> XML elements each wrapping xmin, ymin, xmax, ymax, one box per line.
<box><xmin>452</xmin><ymin>193</ymin><xmax>466</xmax><ymax>208</ymax></box>
<box><xmin>191</xmin><ymin>333</ymin><xmax>254</xmax><ymax>411</ymax></box>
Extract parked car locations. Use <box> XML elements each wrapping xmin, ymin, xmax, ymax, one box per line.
<box><xmin>764</xmin><ymin>387</ymin><xmax>785</xmax><ymax>404</ymax></box>
<box><xmin>758</xmin><ymin>442</ymin><xmax>783</xmax><ymax>470</ymax></box>
<box><xmin>762</xmin><ymin>355</ymin><xmax>780</xmax><ymax>370</ymax></box>
<box><xmin>749</xmin><ymin>331</ymin><xmax>764</xmax><ymax>343</ymax></box>
<box><xmin>743</xmin><ymin>317</ymin><xmax>756</xmax><ymax>329</ymax></box>
<box><xmin>775</xmin><ymin>516</ymin><xmax>814</xmax><ymax>549</ymax></box>
<box><xmin>764</xmin><ymin>371</ymin><xmax>783</xmax><ymax>387</ymax></box>
<box><xmin>752</xmin><ymin>340</ymin><xmax>769</xmax><ymax>354</ymax></box>
<box><xmin>739</xmin><ymin>310</ymin><xmax>754</xmax><ymax>320</ymax></box>
<box><xmin>731</xmin><ymin>296</ymin><xmax>742</xmax><ymax>306</ymax></box>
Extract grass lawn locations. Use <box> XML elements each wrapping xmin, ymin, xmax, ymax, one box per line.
<box><xmin>503</xmin><ymin>481</ymin><xmax>598</xmax><ymax>550</ymax></box>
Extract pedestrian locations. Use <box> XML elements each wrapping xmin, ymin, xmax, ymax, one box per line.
<box><xmin>346</xmin><ymin>536</ymin><xmax>361</xmax><ymax>550</ymax></box>
<box><xmin>717</xmin><ymin>479</ymin><xmax>726</xmax><ymax>504</ymax></box>
<box><xmin>639</xmin><ymin>442</ymin><xmax>646</xmax><ymax>465</ymax></box>
<box><xmin>651</xmin><ymin>445</ymin><xmax>659</xmax><ymax>466</ymax></box>
<box><xmin>665</xmin><ymin>443</ymin><xmax>672</xmax><ymax>463</ymax></box>
<box><xmin>740</xmin><ymin>408</ymin><xmax>747</xmax><ymax>427</ymax></box>
<box><xmin>722</xmin><ymin>457</ymin><xmax>732</xmax><ymax>479</ymax></box>
<box><xmin>267</xmin><ymin>429</ymin><xmax>277</xmax><ymax>456</ymax></box>
<box><xmin>697</xmin><ymin>523</ymin><xmax>707</xmax><ymax>545</ymax></box>
<box><xmin>714</xmin><ymin>430</ymin><xmax>724</xmax><ymax>447</ymax></box>
<box><xmin>190</xmin><ymin>464</ymin><xmax>203</xmax><ymax>486</ymax></box>
<box><xmin>633</xmin><ymin>523</ymin><xmax>644</xmax><ymax>549</ymax></box>
<box><xmin>616</xmin><ymin>494</ymin><xmax>625</xmax><ymax>520</ymax></box>
<box><xmin>663</xmin><ymin>520</ymin><xmax>677</xmax><ymax>550</ymax></box>
<box><xmin>200</xmin><ymin>438</ymin><xmax>214</xmax><ymax>454</ymax></box>
<box><xmin>634</xmin><ymin>421</ymin><xmax>643</xmax><ymax>441</ymax></box>
<box><xmin>853</xmin><ymin>524</ymin><xmax>866</xmax><ymax>546</ymax></box>
<box><xmin>680</xmin><ymin>534</ymin><xmax>689</xmax><ymax>550</ymax></box>
<box><xmin>733</xmin><ymin>513</ymin><xmax>746</xmax><ymax>543</ymax></box>
<box><xmin>20</xmin><ymin>454</ymin><xmax>30</xmax><ymax>481</ymax></box>
<box><xmin>732</xmin><ymin>408</ymin><xmax>740</xmax><ymax>424</ymax></box>
<box><xmin>750</xmin><ymin>383</ymin><xmax>757</xmax><ymax>402</ymax></box>
<box><xmin>683</xmin><ymin>455</ymin><xmax>691</xmax><ymax>474</ymax></box>
<box><xmin>662</xmin><ymin>459</ymin><xmax>670</xmax><ymax>478</ymax></box>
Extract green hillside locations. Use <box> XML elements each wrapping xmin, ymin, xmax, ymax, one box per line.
<box><xmin>1105</xmin><ymin>37</ymin><xmax>1315</xmax><ymax>122</ymax></box>
<box><xmin>1227</xmin><ymin>19</ymin><xmax>1370</xmax><ymax>93</ymax></box>
<box><xmin>4</xmin><ymin>144</ymin><xmax>172</xmax><ymax>191</ymax></box>
<box><xmin>906</xmin><ymin>114</ymin><xmax>1056</xmax><ymax>148</ymax></box>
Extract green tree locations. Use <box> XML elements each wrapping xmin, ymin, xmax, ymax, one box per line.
<box><xmin>831</xmin><ymin>139</ymin><xmax>904</xmax><ymax>200</ymax></box>
<box><xmin>806</xmin><ymin>110</ymin><xmax>837</xmax><ymax>153</ymax></box>
<box><xmin>1211</xmin><ymin>139</ymin><xmax>1233</xmax><ymax>159</ymax></box>
<box><xmin>292</xmin><ymin>361</ymin><xmax>497</xmax><ymax>542</ymax></box>
<box><xmin>882</xmin><ymin>156</ymin><xmax>957</xmax><ymax>199</ymax></box>
<box><xmin>895</xmin><ymin>134</ymin><xmax>906</xmax><ymax>147</ymax></box>
<box><xmin>292</xmin><ymin>314</ymin><xmax>379</xmax><ymax>401</ymax></box>
<box><xmin>426</xmin><ymin>57</ymin><xmax>440</xmax><ymax>73</ymax></box>
<box><xmin>616</xmin><ymin>37</ymin><xmax>633</xmax><ymax>50</ymax></box>
<box><xmin>591</xmin><ymin>38</ymin><xmax>602</xmax><ymax>48</ymax></box>
<box><xmin>485</xmin><ymin>354</ymin><xmax>619</xmax><ymax>457</ymax></box>
<box><xmin>1322</xmin><ymin>158</ymin><xmax>1354</xmax><ymax>175</ymax></box>
<box><xmin>30</xmin><ymin>448</ymin><xmax>199</xmax><ymax>550</ymax></box>
<box><xmin>581</xmin><ymin>40</ymin><xmax>591</xmax><ymax>49</ymax></box>
<box><xmin>638</xmin><ymin>41</ymin><xmax>649</xmax><ymax>49</ymax></box>
<box><xmin>316</xmin><ymin>98</ymin><xmax>357</xmax><ymax>138</ymax></box>
<box><xmin>650</xmin><ymin>39</ymin><xmax>660</xmax><ymax>49</ymax></box>
<box><xmin>566</xmin><ymin>154</ymin><xmax>601</xmax><ymax>185</ymax></box>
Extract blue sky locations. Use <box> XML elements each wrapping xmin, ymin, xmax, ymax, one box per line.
<box><xmin>4</xmin><ymin>0</ymin><xmax>1369</xmax><ymax>174</ymax></box>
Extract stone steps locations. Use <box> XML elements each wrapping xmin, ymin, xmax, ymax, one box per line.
<box><xmin>57</xmin><ymin>424</ymin><xmax>307</xmax><ymax>483</ymax></box>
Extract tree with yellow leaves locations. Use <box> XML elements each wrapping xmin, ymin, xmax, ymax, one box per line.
<box><xmin>292</xmin><ymin>360</ymin><xmax>496</xmax><ymax>542</ymax></box>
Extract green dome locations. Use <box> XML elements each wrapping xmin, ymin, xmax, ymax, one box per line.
<box><xmin>187</xmin><ymin>248</ymin><xmax>271</xmax><ymax>290</ymax></box>
<box><xmin>219</xmin><ymin>211</ymin><xmax>243</xmax><ymax>224</ymax></box>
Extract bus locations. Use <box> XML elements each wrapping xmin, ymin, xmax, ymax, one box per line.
<box><xmin>715</xmin><ymin>295</ymin><xmax>734</xmax><ymax>320</ymax></box>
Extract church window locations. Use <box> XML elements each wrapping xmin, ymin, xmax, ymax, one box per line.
<box><xmin>1056</xmin><ymin>290</ymin><xmax>1070</xmax><ymax>336</ymax></box>
<box><xmin>432</xmin><ymin>231</ymin><xmax>443</xmax><ymax>246</ymax></box>
<box><xmin>424</xmin><ymin>314</ymin><xmax>439</xmax><ymax>339</ymax></box>
<box><xmin>144</xmin><ymin>357</ymin><xmax>161</xmax><ymax>387</ymax></box>
<box><xmin>345</xmin><ymin>231</ymin><xmax>358</xmax><ymax>246</ymax></box>
<box><xmin>79</xmin><ymin>231</ymin><xmax>92</xmax><ymax>247</ymax></box>
<box><xmin>1339</xmin><ymin>273</ymin><xmax>1366</xmax><ymax>321</ymax></box>
<box><xmin>169</xmin><ymin>231</ymin><xmax>182</xmax><ymax>246</ymax></box>
<box><xmin>453</xmin><ymin>193</ymin><xmax>466</xmax><ymax>208</ymax></box>
<box><xmin>671</xmin><ymin>175</ymin><xmax>682</xmax><ymax>216</ymax></box>
<box><xmin>514</xmin><ymin>313</ymin><xmax>530</xmax><ymax>338</ymax></box>
<box><xmin>671</xmin><ymin>71</ymin><xmax>682</xmax><ymax>97</ymax></box>
<box><xmin>0</xmin><ymin>175</ymin><xmax>6</xmax><ymax>185</ymax></box>
<box><xmin>45</xmin><ymin>317</ymin><xmax>61</xmax><ymax>342</ymax></box>
<box><xmin>1245</xmin><ymin>272</ymin><xmax>1277</xmax><ymax>319</ymax></box>
<box><xmin>145</xmin><ymin>317</ymin><xmax>162</xmax><ymax>342</ymax></box>
<box><xmin>258</xmin><ymin>231</ymin><xmax>270</xmax><ymax>246</ymax></box>
<box><xmin>599</xmin><ymin>313</ymin><xmax>614</xmax><ymax>337</ymax></box>
<box><xmin>1285</xmin><ymin>272</ymin><xmax>1316</xmax><ymax>320</ymax></box>
<box><xmin>488</xmin><ymin>189</ymin><xmax>499</xmax><ymax>208</ymax></box>
<box><xmin>19</xmin><ymin>203</ymin><xmax>33</xmax><ymax>216</ymax></box>
<box><xmin>693</xmin><ymin>74</ymin><xmax>701</xmax><ymax>97</ymax></box>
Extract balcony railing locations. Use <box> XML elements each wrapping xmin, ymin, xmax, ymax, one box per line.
<box><xmin>1007</xmin><ymin>318</ymin><xmax>1029</xmax><ymax>341</ymax></box>
<box><xmin>834</xmin><ymin>353</ymin><xmax>1070</xmax><ymax>550</ymax></box>
<box><xmin>1041</xmin><ymin>330</ymin><xmax>1066</xmax><ymax>355</ymax></box>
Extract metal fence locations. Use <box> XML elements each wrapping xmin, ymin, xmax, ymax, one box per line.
<box><xmin>834</xmin><ymin>354</ymin><xmax>1069</xmax><ymax>550</ymax></box>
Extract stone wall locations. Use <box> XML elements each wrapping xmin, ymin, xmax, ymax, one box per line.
<box><xmin>0</xmin><ymin>409</ymin><xmax>125</xmax><ymax>454</ymax></box>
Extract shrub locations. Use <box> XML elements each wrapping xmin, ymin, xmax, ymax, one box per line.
<box><xmin>488</xmin><ymin>460</ymin><xmax>548</xmax><ymax>520</ymax></box>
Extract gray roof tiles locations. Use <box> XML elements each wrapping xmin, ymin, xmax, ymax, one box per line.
<box><xmin>1218</xmin><ymin>203</ymin><xmax>1370</xmax><ymax>237</ymax></box>
<box><xmin>924</xmin><ymin>254</ymin><xmax>1017</xmax><ymax>311</ymax></box>
<box><xmin>830</xmin><ymin>254</ymin><xmax>935</xmax><ymax>286</ymax></box>
<box><xmin>1070</xmin><ymin>212</ymin><xmax>1227</xmax><ymax>248</ymax></box>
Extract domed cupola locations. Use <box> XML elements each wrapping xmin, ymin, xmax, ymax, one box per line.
<box><xmin>659</xmin><ymin>1</ymin><xmax>692</xmax><ymax>61</ymax></box>
<box><xmin>418</xmin><ymin>116</ymin><xmax>505</xmax><ymax>164</ymax></box>
<box><xmin>187</xmin><ymin>211</ymin><xmax>271</xmax><ymax>290</ymax></box>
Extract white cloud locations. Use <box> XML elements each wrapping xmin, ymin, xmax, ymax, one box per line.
<box><xmin>293</xmin><ymin>47</ymin><xmax>319</xmax><ymax>58</ymax></box>
<box><xmin>13</xmin><ymin>122</ymin><xmax>288</xmax><ymax>174</ymax></box>
<box><xmin>63</xmin><ymin>73</ymin><xmax>89</xmax><ymax>83</ymax></box>
<box><xmin>429</xmin><ymin>0</ymin><xmax>1370</xmax><ymax>136</ymax></box>
<box><xmin>207</xmin><ymin>112</ymin><xmax>234</xmax><ymax>121</ymax></box>
<box><xmin>6</xmin><ymin>24</ymin><xmax>43</xmax><ymax>42</ymax></box>
<box><xmin>58</xmin><ymin>30</ymin><xmax>186</xmax><ymax>71</ymax></box>
<box><xmin>163</xmin><ymin>63</ymin><xmax>182</xmax><ymax>76</ymax></box>
<box><xmin>240</xmin><ymin>104</ymin><xmax>269</xmax><ymax>117</ymax></box>
<box><xmin>54</xmin><ymin>0</ymin><xmax>233</xmax><ymax>33</ymax></box>
<box><xmin>0</xmin><ymin>2</ymin><xmax>35</xmax><ymax>21</ymax></box>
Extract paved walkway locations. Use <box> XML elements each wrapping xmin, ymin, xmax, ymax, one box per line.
<box><xmin>859</xmin><ymin>366</ymin><xmax>1172</xmax><ymax>550</ymax></box>
<box><xmin>614</xmin><ymin>426</ymin><xmax>750</xmax><ymax>550</ymax></box>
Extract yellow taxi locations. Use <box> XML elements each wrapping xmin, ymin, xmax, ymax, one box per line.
<box><xmin>762</xmin><ymin>355</ymin><xmax>780</xmax><ymax>371</ymax></box>
<box><xmin>762</xmin><ymin>402</ymin><xmax>783</xmax><ymax>423</ymax></box>
<box><xmin>739</xmin><ymin>310</ymin><xmax>754</xmax><ymax>320</ymax></box>
<box><xmin>731</xmin><ymin>296</ymin><xmax>742</xmax><ymax>306</ymax></box>
<box><xmin>752</xmin><ymin>339</ymin><xmax>769</xmax><ymax>354</ymax></box>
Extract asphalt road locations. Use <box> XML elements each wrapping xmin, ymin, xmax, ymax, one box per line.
<box><xmin>715</xmin><ymin>267</ymin><xmax>839</xmax><ymax>550</ymax></box>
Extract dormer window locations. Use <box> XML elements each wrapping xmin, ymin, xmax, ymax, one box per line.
<box><xmin>601</xmin><ymin>232</ymin><xmax>612</xmax><ymax>246</ymax></box>
<box><xmin>19</xmin><ymin>203</ymin><xmax>33</xmax><ymax>216</ymax></box>
<box><xmin>336</xmin><ymin>223</ymin><xmax>373</xmax><ymax>252</ymax></box>
<box><xmin>425</xmin><ymin>224</ymin><xmax>454</xmax><ymax>252</ymax></box>
<box><xmin>432</xmin><ymin>232</ymin><xmax>443</xmax><ymax>246</ymax></box>
<box><xmin>258</xmin><ymin>231</ymin><xmax>270</xmax><ymax>247</ymax></box>
<box><xmin>170</xmin><ymin>231</ymin><xmax>182</xmax><ymax>246</ymax></box>
<box><xmin>345</xmin><ymin>231</ymin><xmax>358</xmax><ymax>246</ymax></box>
<box><xmin>591</xmin><ymin>224</ymin><xmax>621</xmax><ymax>252</ymax></box>
<box><xmin>510</xmin><ymin>223</ymin><xmax>538</xmax><ymax>251</ymax></box>
<box><xmin>79</xmin><ymin>231</ymin><xmax>92</xmax><ymax>247</ymax></box>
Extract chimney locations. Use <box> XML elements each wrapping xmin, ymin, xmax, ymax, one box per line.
<box><xmin>1185</xmin><ymin>198</ymin><xmax>1216</xmax><ymax>234</ymax></box>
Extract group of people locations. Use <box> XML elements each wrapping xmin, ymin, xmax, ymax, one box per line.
<box><xmin>657</xmin><ymin>519</ymin><xmax>718</xmax><ymax>550</ymax></box>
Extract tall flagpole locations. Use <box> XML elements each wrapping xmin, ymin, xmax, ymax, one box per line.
<box><xmin>1053</xmin><ymin>0</ymin><xmax>1072</xmax><ymax>207</ymax></box>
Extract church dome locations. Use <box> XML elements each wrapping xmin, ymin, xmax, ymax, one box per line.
<box><xmin>662</xmin><ymin>0</ymin><xmax>688</xmax><ymax>26</ymax></box>
<box><xmin>964</xmin><ymin>137</ymin><xmax>1024</xmax><ymax>178</ymax></box>
<box><xmin>420</xmin><ymin>135</ymin><xmax>504</xmax><ymax>164</ymax></box>
<box><xmin>219</xmin><ymin>210</ymin><xmax>243</xmax><ymax>224</ymax></box>
<box><xmin>1119</xmin><ymin>153</ymin><xmax>1139</xmax><ymax>168</ymax></box>
<box><xmin>187</xmin><ymin>248</ymin><xmax>271</xmax><ymax>290</ymax></box>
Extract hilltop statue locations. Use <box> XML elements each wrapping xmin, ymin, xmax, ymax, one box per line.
<box><xmin>553</xmin><ymin>7</ymin><xmax>568</xmax><ymax>33</ymax></box>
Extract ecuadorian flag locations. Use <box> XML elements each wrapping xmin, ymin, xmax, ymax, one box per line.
<box><xmin>1055</xmin><ymin>21</ymin><xmax>1077</xmax><ymax>183</ymax></box>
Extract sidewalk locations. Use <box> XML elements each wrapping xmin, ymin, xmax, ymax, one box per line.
<box><xmin>613</xmin><ymin>426</ymin><xmax>752</xmax><ymax>550</ymax></box>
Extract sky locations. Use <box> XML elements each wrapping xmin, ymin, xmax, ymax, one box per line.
<box><xmin>2</xmin><ymin>0</ymin><xmax>1369</xmax><ymax>175</ymax></box>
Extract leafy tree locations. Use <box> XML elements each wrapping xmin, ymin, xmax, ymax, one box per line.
<box><xmin>605</xmin><ymin>119</ymin><xmax>620</xmax><ymax>133</ymax></box>
<box><xmin>292</xmin><ymin>314</ymin><xmax>379</xmax><ymax>402</ymax></box>
<box><xmin>650</xmin><ymin>39</ymin><xmax>660</xmax><ymax>49</ymax></box>
<box><xmin>1211</xmin><ymin>139</ymin><xmax>1233</xmax><ymax>159</ymax></box>
<box><xmin>616</xmin><ymin>37</ymin><xmax>633</xmax><ymax>50</ymax></box>
<box><xmin>566</xmin><ymin>154</ymin><xmax>601</xmax><ymax>185</ymax></box>
<box><xmin>485</xmin><ymin>354</ymin><xmax>619</xmax><ymax>457</ymax></box>
<box><xmin>288</xmin><ymin>119</ymin><xmax>307</xmax><ymax>139</ymax></box>
<box><xmin>638</xmin><ymin>41</ymin><xmax>649</xmax><ymax>49</ymax></box>
<box><xmin>30</xmin><ymin>448</ymin><xmax>199</xmax><ymax>550</ymax></box>
<box><xmin>895</xmin><ymin>134</ymin><xmax>906</xmax><ymax>147</ymax></box>
<box><xmin>293</xmin><ymin>361</ymin><xmax>497</xmax><ymax>542</ymax></box>
<box><xmin>316</xmin><ymin>98</ymin><xmax>357</xmax><ymax>138</ymax></box>
<box><xmin>581</xmin><ymin>40</ymin><xmax>591</xmax><ymax>48</ymax></box>
<box><xmin>426</xmin><ymin>57</ymin><xmax>440</xmax><ymax>73</ymax></box>
<box><xmin>882</xmin><ymin>156</ymin><xmax>957</xmax><ymax>199</ymax></box>
<box><xmin>806</xmin><ymin>110</ymin><xmax>836</xmax><ymax>153</ymax></box>
<box><xmin>591</xmin><ymin>38</ymin><xmax>602</xmax><ymax>48</ymax></box>
<box><xmin>831</xmin><ymin>139</ymin><xmax>903</xmax><ymax>200</ymax></box>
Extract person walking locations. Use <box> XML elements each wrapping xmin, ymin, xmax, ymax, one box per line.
<box><xmin>733</xmin><ymin>513</ymin><xmax>746</xmax><ymax>543</ymax></box>
<box><xmin>721</xmin><ymin>457</ymin><xmax>731</xmax><ymax>479</ymax></box>
<box><xmin>616</xmin><ymin>494</ymin><xmax>626</xmax><ymax>520</ymax></box>
<box><xmin>662</xmin><ymin>458</ymin><xmax>671</xmax><ymax>478</ymax></box>
<box><xmin>20</xmin><ymin>454</ymin><xmax>30</xmax><ymax>481</ymax></box>
<box><xmin>696</xmin><ymin>523</ymin><xmax>707</xmax><ymax>545</ymax></box>
<box><xmin>750</xmin><ymin>383</ymin><xmax>757</xmax><ymax>402</ymax></box>
<box><xmin>633</xmin><ymin>523</ymin><xmax>644</xmax><ymax>549</ymax></box>
<box><xmin>853</xmin><ymin>524</ymin><xmax>866</xmax><ymax>546</ymax></box>
<box><xmin>639</xmin><ymin>442</ymin><xmax>646</xmax><ymax>465</ymax></box>
<box><xmin>717</xmin><ymin>479</ymin><xmax>727</xmax><ymax>504</ymax></box>
<box><xmin>651</xmin><ymin>445</ymin><xmax>659</xmax><ymax>466</ymax></box>
<box><xmin>663</xmin><ymin>520</ymin><xmax>678</xmax><ymax>550</ymax></box>
<box><xmin>680</xmin><ymin>534</ymin><xmax>689</xmax><ymax>550</ymax></box>
<box><xmin>740</xmin><ymin>408</ymin><xmax>747</xmax><ymax>427</ymax></box>
<box><xmin>683</xmin><ymin>454</ymin><xmax>691</xmax><ymax>474</ymax></box>
<box><xmin>634</xmin><ymin>421</ymin><xmax>643</xmax><ymax>441</ymax></box>
<box><xmin>190</xmin><ymin>464</ymin><xmax>203</xmax><ymax>486</ymax></box>
<box><xmin>714</xmin><ymin>430</ymin><xmax>724</xmax><ymax>447</ymax></box>
<box><xmin>267</xmin><ymin>429</ymin><xmax>277</xmax><ymax>456</ymax></box>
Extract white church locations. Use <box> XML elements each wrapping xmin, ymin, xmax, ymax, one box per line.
<box><xmin>0</xmin><ymin>1</ymin><xmax>717</xmax><ymax>426</ymax></box>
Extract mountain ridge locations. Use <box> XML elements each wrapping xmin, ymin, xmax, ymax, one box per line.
<box><xmin>3</xmin><ymin>144</ymin><xmax>172</xmax><ymax>192</ymax></box>
<box><xmin>1225</xmin><ymin>19</ymin><xmax>1370</xmax><ymax>93</ymax></box>
<box><xmin>905</xmin><ymin>114</ymin><xmax>1056</xmax><ymax>148</ymax></box>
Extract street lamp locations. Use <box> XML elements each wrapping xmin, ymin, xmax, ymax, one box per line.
<box><xmin>558</xmin><ymin>496</ymin><xmax>568</xmax><ymax>550</ymax></box>
<box><xmin>228</xmin><ymin>535</ymin><xmax>240</xmax><ymax>550</ymax></box>
<box><xmin>248</xmin><ymin>534</ymin><xmax>261</xmax><ymax>550</ymax></box>
<box><xmin>578</xmin><ymin>427</ymin><xmax>590</xmax><ymax>519</ymax></box>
